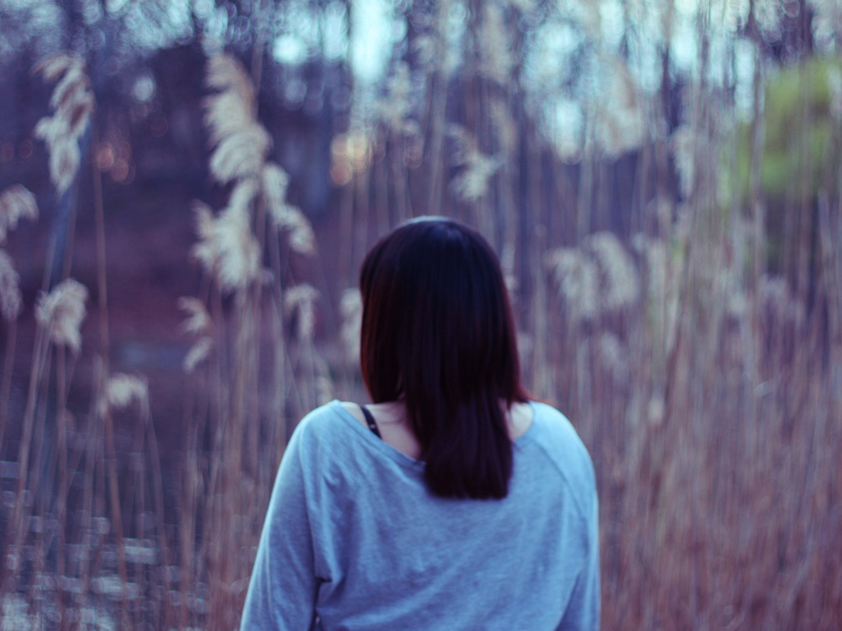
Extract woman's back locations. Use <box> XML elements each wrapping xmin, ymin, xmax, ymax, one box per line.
<box><xmin>241</xmin><ymin>399</ymin><xmax>599</xmax><ymax>630</ymax></box>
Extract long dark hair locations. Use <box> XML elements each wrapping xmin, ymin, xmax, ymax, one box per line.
<box><xmin>359</xmin><ymin>217</ymin><xmax>527</xmax><ymax>499</ymax></box>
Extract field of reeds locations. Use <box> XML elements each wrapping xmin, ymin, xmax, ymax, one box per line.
<box><xmin>1</xmin><ymin>1</ymin><xmax>841</xmax><ymax>629</ymax></box>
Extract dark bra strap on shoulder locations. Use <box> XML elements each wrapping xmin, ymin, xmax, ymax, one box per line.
<box><xmin>359</xmin><ymin>404</ymin><xmax>382</xmax><ymax>439</ymax></box>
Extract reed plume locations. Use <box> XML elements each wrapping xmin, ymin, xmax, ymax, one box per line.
<box><xmin>284</xmin><ymin>284</ymin><xmax>320</xmax><ymax>342</ymax></box>
<box><xmin>545</xmin><ymin>247</ymin><xmax>600</xmax><ymax>322</ymax></box>
<box><xmin>339</xmin><ymin>288</ymin><xmax>362</xmax><ymax>367</ymax></box>
<box><xmin>178</xmin><ymin>297</ymin><xmax>214</xmax><ymax>373</ymax></box>
<box><xmin>34</xmin><ymin>278</ymin><xmax>88</xmax><ymax>354</ymax></box>
<box><xmin>0</xmin><ymin>185</ymin><xmax>39</xmax><ymax>244</ymax></box>
<box><xmin>448</xmin><ymin>125</ymin><xmax>502</xmax><ymax>203</ymax></box>
<box><xmin>32</xmin><ymin>53</ymin><xmax>94</xmax><ymax>195</ymax></box>
<box><xmin>191</xmin><ymin>186</ymin><xmax>261</xmax><ymax>293</ymax></box>
<box><xmin>205</xmin><ymin>54</ymin><xmax>270</xmax><ymax>183</ymax></box>
<box><xmin>100</xmin><ymin>372</ymin><xmax>150</xmax><ymax>418</ymax></box>
<box><xmin>0</xmin><ymin>251</ymin><xmax>22</xmax><ymax>322</ymax></box>
<box><xmin>594</xmin><ymin>57</ymin><xmax>645</xmax><ymax>159</ymax></box>
<box><xmin>261</xmin><ymin>163</ymin><xmax>315</xmax><ymax>255</ymax></box>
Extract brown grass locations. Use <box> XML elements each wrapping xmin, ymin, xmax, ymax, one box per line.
<box><xmin>1</xmin><ymin>11</ymin><xmax>841</xmax><ymax>631</ymax></box>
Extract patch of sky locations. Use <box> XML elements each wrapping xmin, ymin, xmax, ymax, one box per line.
<box><xmin>323</xmin><ymin>1</ymin><xmax>348</xmax><ymax>61</ymax></box>
<box><xmin>670</xmin><ymin>13</ymin><xmax>698</xmax><ymax>74</ymax></box>
<box><xmin>81</xmin><ymin>0</ymin><xmax>103</xmax><ymax>25</ymax></box>
<box><xmin>106</xmin><ymin>0</ymin><xmax>129</xmax><ymax>14</ymax></box>
<box><xmin>133</xmin><ymin>75</ymin><xmax>156</xmax><ymax>103</ymax></box>
<box><xmin>166</xmin><ymin>0</ymin><xmax>194</xmax><ymax>44</ymax></box>
<box><xmin>272</xmin><ymin>1</ymin><xmax>319</xmax><ymax>65</ymax></box>
<box><xmin>202</xmin><ymin>4</ymin><xmax>229</xmax><ymax>51</ymax></box>
<box><xmin>1</xmin><ymin>0</ymin><xmax>43</xmax><ymax>9</ymax></box>
<box><xmin>193</xmin><ymin>0</ymin><xmax>215</xmax><ymax>20</ymax></box>
<box><xmin>674</xmin><ymin>0</ymin><xmax>701</xmax><ymax>17</ymax></box>
<box><xmin>599</xmin><ymin>0</ymin><xmax>625</xmax><ymax>52</ymax></box>
<box><xmin>121</xmin><ymin>1</ymin><xmax>192</xmax><ymax>52</ymax></box>
<box><xmin>0</xmin><ymin>0</ymin><xmax>63</xmax><ymax>61</ymax></box>
<box><xmin>273</xmin><ymin>34</ymin><xmax>308</xmax><ymax>65</ymax></box>
<box><xmin>350</xmin><ymin>0</ymin><xmax>393</xmax><ymax>85</ymax></box>
<box><xmin>734</xmin><ymin>38</ymin><xmax>755</xmax><ymax>120</ymax></box>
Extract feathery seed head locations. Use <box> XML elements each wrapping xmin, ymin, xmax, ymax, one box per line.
<box><xmin>448</xmin><ymin>126</ymin><xmax>502</xmax><ymax>203</ymax></box>
<box><xmin>339</xmin><ymin>288</ymin><xmax>362</xmax><ymax>366</ymax></box>
<box><xmin>183</xmin><ymin>336</ymin><xmax>213</xmax><ymax>374</ymax></box>
<box><xmin>206</xmin><ymin>54</ymin><xmax>255</xmax><ymax>114</ymax></box>
<box><xmin>100</xmin><ymin>373</ymin><xmax>150</xmax><ymax>419</ymax></box>
<box><xmin>216</xmin><ymin>200</ymin><xmax>261</xmax><ymax>292</ymax></box>
<box><xmin>584</xmin><ymin>231</ymin><xmax>641</xmax><ymax>310</ymax></box>
<box><xmin>48</xmin><ymin>140</ymin><xmax>82</xmax><ymax>196</ymax></box>
<box><xmin>33</xmin><ymin>53</ymin><xmax>85</xmax><ymax>83</ymax></box>
<box><xmin>34</xmin><ymin>52</ymin><xmax>94</xmax><ymax>195</ymax></box>
<box><xmin>191</xmin><ymin>201</ymin><xmax>219</xmax><ymax>273</ymax></box>
<box><xmin>191</xmin><ymin>196</ymin><xmax>261</xmax><ymax>291</ymax></box>
<box><xmin>208</xmin><ymin>123</ymin><xmax>271</xmax><ymax>183</ymax></box>
<box><xmin>0</xmin><ymin>185</ymin><xmax>39</xmax><ymax>244</ymax></box>
<box><xmin>178</xmin><ymin>296</ymin><xmax>214</xmax><ymax>373</ymax></box>
<box><xmin>204</xmin><ymin>53</ymin><xmax>271</xmax><ymax>183</ymax></box>
<box><xmin>672</xmin><ymin>126</ymin><xmax>695</xmax><ymax>199</ymax></box>
<box><xmin>545</xmin><ymin>247</ymin><xmax>599</xmax><ymax>321</ymax></box>
<box><xmin>35</xmin><ymin>278</ymin><xmax>88</xmax><ymax>353</ymax></box>
<box><xmin>285</xmin><ymin>284</ymin><xmax>320</xmax><ymax>342</ymax></box>
<box><xmin>178</xmin><ymin>297</ymin><xmax>213</xmax><ymax>335</ymax></box>
<box><xmin>261</xmin><ymin>162</ymin><xmax>290</xmax><ymax>213</ymax></box>
<box><xmin>192</xmin><ymin>181</ymin><xmax>259</xmax><ymax>291</ymax></box>
<box><xmin>282</xmin><ymin>208</ymin><xmax>316</xmax><ymax>255</ymax></box>
<box><xmin>597</xmin><ymin>332</ymin><xmax>628</xmax><ymax>384</ymax></box>
<box><xmin>261</xmin><ymin>164</ymin><xmax>315</xmax><ymax>255</ymax></box>
<box><xmin>0</xmin><ymin>250</ymin><xmax>22</xmax><ymax>321</ymax></box>
<box><xmin>204</xmin><ymin>91</ymin><xmax>255</xmax><ymax>145</ymax></box>
<box><xmin>229</xmin><ymin>178</ymin><xmax>259</xmax><ymax>215</ymax></box>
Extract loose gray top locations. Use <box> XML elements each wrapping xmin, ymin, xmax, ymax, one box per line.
<box><xmin>240</xmin><ymin>400</ymin><xmax>599</xmax><ymax>630</ymax></box>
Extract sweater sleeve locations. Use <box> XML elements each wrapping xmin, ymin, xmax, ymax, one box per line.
<box><xmin>240</xmin><ymin>429</ymin><xmax>319</xmax><ymax>631</ymax></box>
<box><xmin>556</xmin><ymin>487</ymin><xmax>600</xmax><ymax>631</ymax></box>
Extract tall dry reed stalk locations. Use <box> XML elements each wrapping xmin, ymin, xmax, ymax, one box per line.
<box><xmin>178</xmin><ymin>51</ymin><xmax>322</xmax><ymax>630</ymax></box>
<box><xmin>0</xmin><ymin>185</ymin><xmax>38</xmax><ymax>453</ymax></box>
<box><xmin>0</xmin><ymin>52</ymin><xmax>174</xmax><ymax>630</ymax></box>
<box><xmin>334</xmin><ymin>3</ymin><xmax>842</xmax><ymax>628</ymax></box>
<box><xmin>1</xmin><ymin>4</ymin><xmax>840</xmax><ymax>630</ymax></box>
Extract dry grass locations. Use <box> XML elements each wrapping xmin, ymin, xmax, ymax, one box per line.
<box><xmin>1</xmin><ymin>12</ymin><xmax>841</xmax><ymax>631</ymax></box>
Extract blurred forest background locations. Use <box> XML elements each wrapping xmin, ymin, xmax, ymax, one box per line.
<box><xmin>0</xmin><ymin>0</ymin><xmax>841</xmax><ymax>628</ymax></box>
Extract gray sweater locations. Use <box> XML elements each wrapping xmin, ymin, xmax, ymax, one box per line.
<box><xmin>240</xmin><ymin>400</ymin><xmax>599</xmax><ymax>630</ymax></box>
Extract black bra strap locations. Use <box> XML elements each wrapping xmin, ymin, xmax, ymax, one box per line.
<box><xmin>359</xmin><ymin>405</ymin><xmax>382</xmax><ymax>439</ymax></box>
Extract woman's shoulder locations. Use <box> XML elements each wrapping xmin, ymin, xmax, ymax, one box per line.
<box><xmin>526</xmin><ymin>401</ymin><xmax>596</xmax><ymax>493</ymax></box>
<box><xmin>290</xmin><ymin>401</ymin><xmax>358</xmax><ymax>451</ymax></box>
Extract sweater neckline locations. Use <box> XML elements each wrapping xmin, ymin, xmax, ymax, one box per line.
<box><xmin>329</xmin><ymin>399</ymin><xmax>539</xmax><ymax>471</ymax></box>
